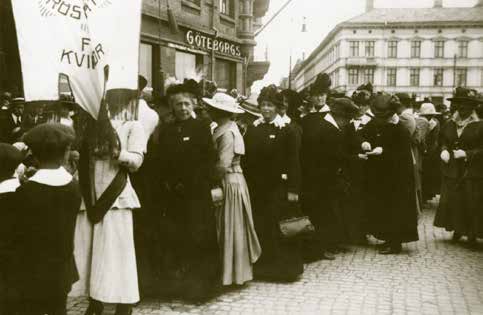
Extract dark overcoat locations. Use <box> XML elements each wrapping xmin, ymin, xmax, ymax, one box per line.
<box><xmin>156</xmin><ymin>117</ymin><xmax>221</xmax><ymax>301</ymax></box>
<box><xmin>243</xmin><ymin>121</ymin><xmax>303</xmax><ymax>281</ymax></box>
<box><xmin>360</xmin><ymin>119</ymin><xmax>419</xmax><ymax>243</ymax></box>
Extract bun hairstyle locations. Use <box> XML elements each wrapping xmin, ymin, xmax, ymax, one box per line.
<box><xmin>310</xmin><ymin>73</ymin><xmax>331</xmax><ymax>96</ymax></box>
<box><xmin>258</xmin><ymin>84</ymin><xmax>283</xmax><ymax>107</ymax></box>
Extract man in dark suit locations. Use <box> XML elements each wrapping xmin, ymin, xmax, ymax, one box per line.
<box><xmin>0</xmin><ymin>97</ymin><xmax>24</xmax><ymax>143</ymax></box>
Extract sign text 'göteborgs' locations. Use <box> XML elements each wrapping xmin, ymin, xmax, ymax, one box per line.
<box><xmin>186</xmin><ymin>30</ymin><xmax>242</xmax><ymax>58</ymax></box>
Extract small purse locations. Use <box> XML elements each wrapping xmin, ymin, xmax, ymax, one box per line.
<box><xmin>279</xmin><ymin>215</ymin><xmax>315</xmax><ymax>238</ymax></box>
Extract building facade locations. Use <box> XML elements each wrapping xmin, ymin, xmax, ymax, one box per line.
<box><xmin>291</xmin><ymin>0</ymin><xmax>483</xmax><ymax>106</ymax></box>
<box><xmin>0</xmin><ymin>0</ymin><xmax>270</xmax><ymax>98</ymax></box>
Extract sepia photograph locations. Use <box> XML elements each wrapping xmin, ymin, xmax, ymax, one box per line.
<box><xmin>0</xmin><ymin>0</ymin><xmax>482</xmax><ymax>314</ymax></box>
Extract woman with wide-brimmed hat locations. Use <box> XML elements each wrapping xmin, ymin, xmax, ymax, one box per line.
<box><xmin>203</xmin><ymin>93</ymin><xmax>261</xmax><ymax>286</ymax></box>
<box><xmin>242</xmin><ymin>85</ymin><xmax>304</xmax><ymax>282</ymax></box>
<box><xmin>434</xmin><ymin>88</ymin><xmax>483</xmax><ymax>247</ymax></box>
<box><xmin>360</xmin><ymin>93</ymin><xmax>419</xmax><ymax>254</ymax></box>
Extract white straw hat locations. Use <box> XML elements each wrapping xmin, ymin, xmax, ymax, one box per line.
<box><xmin>419</xmin><ymin>102</ymin><xmax>441</xmax><ymax>116</ymax></box>
<box><xmin>202</xmin><ymin>93</ymin><xmax>245</xmax><ymax>114</ymax></box>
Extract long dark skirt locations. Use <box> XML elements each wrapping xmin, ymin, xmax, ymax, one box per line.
<box><xmin>465</xmin><ymin>178</ymin><xmax>483</xmax><ymax>239</ymax></box>
<box><xmin>422</xmin><ymin>154</ymin><xmax>441</xmax><ymax>201</ymax></box>
<box><xmin>158</xmin><ymin>190</ymin><xmax>221</xmax><ymax>302</ymax></box>
<box><xmin>434</xmin><ymin>177</ymin><xmax>468</xmax><ymax>235</ymax></box>
<box><xmin>252</xmin><ymin>183</ymin><xmax>303</xmax><ymax>282</ymax></box>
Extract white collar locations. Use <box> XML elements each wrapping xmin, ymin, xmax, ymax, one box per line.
<box><xmin>319</xmin><ymin>104</ymin><xmax>330</xmax><ymax>113</ymax></box>
<box><xmin>324</xmin><ymin>113</ymin><xmax>340</xmax><ymax>130</ymax></box>
<box><xmin>280</xmin><ymin>114</ymin><xmax>291</xmax><ymax>124</ymax></box>
<box><xmin>388</xmin><ymin>113</ymin><xmax>400</xmax><ymax>125</ymax></box>
<box><xmin>0</xmin><ymin>178</ymin><xmax>20</xmax><ymax>194</ymax></box>
<box><xmin>29</xmin><ymin>167</ymin><xmax>73</xmax><ymax>186</ymax></box>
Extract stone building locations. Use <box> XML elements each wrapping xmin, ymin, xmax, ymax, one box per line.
<box><xmin>0</xmin><ymin>0</ymin><xmax>271</xmax><ymax>98</ymax></box>
<box><xmin>291</xmin><ymin>0</ymin><xmax>483</xmax><ymax>106</ymax></box>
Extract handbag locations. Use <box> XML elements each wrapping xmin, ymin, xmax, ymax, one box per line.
<box><xmin>279</xmin><ymin>215</ymin><xmax>315</xmax><ymax>238</ymax></box>
<box><xmin>279</xmin><ymin>200</ymin><xmax>315</xmax><ymax>238</ymax></box>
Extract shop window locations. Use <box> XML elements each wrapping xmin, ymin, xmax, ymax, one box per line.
<box><xmin>365</xmin><ymin>41</ymin><xmax>375</xmax><ymax>57</ymax></box>
<box><xmin>139</xmin><ymin>43</ymin><xmax>153</xmax><ymax>88</ymax></box>
<box><xmin>433</xmin><ymin>68</ymin><xmax>444</xmax><ymax>87</ymax></box>
<box><xmin>410</xmin><ymin>68</ymin><xmax>420</xmax><ymax>86</ymax></box>
<box><xmin>411</xmin><ymin>41</ymin><xmax>421</xmax><ymax>58</ymax></box>
<box><xmin>386</xmin><ymin>68</ymin><xmax>397</xmax><ymax>86</ymax></box>
<box><xmin>348</xmin><ymin>68</ymin><xmax>359</xmax><ymax>85</ymax></box>
<box><xmin>215</xmin><ymin>58</ymin><xmax>236</xmax><ymax>90</ymax></box>
<box><xmin>388</xmin><ymin>40</ymin><xmax>398</xmax><ymax>58</ymax></box>
<box><xmin>175</xmin><ymin>51</ymin><xmax>197</xmax><ymax>81</ymax></box>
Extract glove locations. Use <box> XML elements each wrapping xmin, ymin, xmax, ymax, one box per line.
<box><xmin>453</xmin><ymin>149</ymin><xmax>467</xmax><ymax>160</ymax></box>
<box><xmin>367</xmin><ymin>147</ymin><xmax>383</xmax><ymax>156</ymax></box>
<box><xmin>358</xmin><ymin>153</ymin><xmax>368</xmax><ymax>160</ymax></box>
<box><xmin>440</xmin><ymin>150</ymin><xmax>450</xmax><ymax>163</ymax></box>
<box><xmin>361</xmin><ymin>142</ymin><xmax>372</xmax><ymax>151</ymax></box>
<box><xmin>288</xmin><ymin>192</ymin><xmax>299</xmax><ymax>202</ymax></box>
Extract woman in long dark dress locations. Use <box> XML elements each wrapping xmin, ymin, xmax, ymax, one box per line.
<box><xmin>360</xmin><ymin>94</ymin><xmax>419</xmax><ymax>254</ymax></box>
<box><xmin>434</xmin><ymin>89</ymin><xmax>482</xmax><ymax>246</ymax></box>
<box><xmin>156</xmin><ymin>82</ymin><xmax>221</xmax><ymax>301</ymax></box>
<box><xmin>242</xmin><ymin>85</ymin><xmax>303</xmax><ymax>282</ymax></box>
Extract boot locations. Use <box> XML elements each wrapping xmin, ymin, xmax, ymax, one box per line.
<box><xmin>452</xmin><ymin>232</ymin><xmax>462</xmax><ymax>242</ymax></box>
<box><xmin>115</xmin><ymin>304</ymin><xmax>133</xmax><ymax>315</ymax></box>
<box><xmin>379</xmin><ymin>242</ymin><xmax>402</xmax><ymax>255</ymax></box>
<box><xmin>84</xmin><ymin>299</ymin><xmax>104</xmax><ymax>315</ymax></box>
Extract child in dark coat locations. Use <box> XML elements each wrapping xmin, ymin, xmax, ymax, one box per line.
<box><xmin>7</xmin><ymin>123</ymin><xmax>81</xmax><ymax>315</ymax></box>
<box><xmin>0</xmin><ymin>143</ymin><xmax>23</xmax><ymax>315</ymax></box>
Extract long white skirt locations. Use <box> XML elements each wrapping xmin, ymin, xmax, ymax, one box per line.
<box><xmin>70</xmin><ymin>210</ymin><xmax>139</xmax><ymax>304</ymax></box>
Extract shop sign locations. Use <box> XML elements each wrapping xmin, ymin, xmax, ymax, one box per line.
<box><xmin>186</xmin><ymin>30</ymin><xmax>241</xmax><ymax>57</ymax></box>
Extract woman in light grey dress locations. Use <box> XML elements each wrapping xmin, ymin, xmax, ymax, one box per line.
<box><xmin>203</xmin><ymin>93</ymin><xmax>261</xmax><ymax>286</ymax></box>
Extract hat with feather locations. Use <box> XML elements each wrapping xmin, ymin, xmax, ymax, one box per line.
<box><xmin>310</xmin><ymin>73</ymin><xmax>331</xmax><ymax>96</ymax></box>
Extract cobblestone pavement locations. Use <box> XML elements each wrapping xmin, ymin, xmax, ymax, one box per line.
<box><xmin>68</xmin><ymin>202</ymin><xmax>483</xmax><ymax>315</ymax></box>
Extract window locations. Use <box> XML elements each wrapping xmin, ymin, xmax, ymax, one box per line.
<box><xmin>410</xmin><ymin>68</ymin><xmax>420</xmax><ymax>86</ymax></box>
<box><xmin>175</xmin><ymin>51</ymin><xmax>197</xmax><ymax>82</ymax></box>
<box><xmin>458</xmin><ymin>41</ymin><xmax>468</xmax><ymax>58</ymax></box>
<box><xmin>388</xmin><ymin>40</ymin><xmax>398</xmax><ymax>58</ymax></box>
<box><xmin>333</xmin><ymin>69</ymin><xmax>340</xmax><ymax>87</ymax></box>
<box><xmin>216</xmin><ymin>58</ymin><xmax>236</xmax><ymax>90</ymax></box>
<box><xmin>433</xmin><ymin>68</ymin><xmax>444</xmax><ymax>86</ymax></box>
<box><xmin>364</xmin><ymin>68</ymin><xmax>374</xmax><ymax>83</ymax></box>
<box><xmin>456</xmin><ymin>68</ymin><xmax>467</xmax><ymax>87</ymax></box>
<box><xmin>350</xmin><ymin>41</ymin><xmax>359</xmax><ymax>57</ymax></box>
<box><xmin>411</xmin><ymin>41</ymin><xmax>421</xmax><ymax>58</ymax></box>
<box><xmin>434</xmin><ymin>40</ymin><xmax>445</xmax><ymax>58</ymax></box>
<box><xmin>348</xmin><ymin>68</ymin><xmax>359</xmax><ymax>85</ymax></box>
<box><xmin>220</xmin><ymin>0</ymin><xmax>234</xmax><ymax>16</ymax></box>
<box><xmin>365</xmin><ymin>41</ymin><xmax>375</xmax><ymax>57</ymax></box>
<box><xmin>387</xmin><ymin>68</ymin><xmax>397</xmax><ymax>86</ymax></box>
<box><xmin>139</xmin><ymin>43</ymin><xmax>153</xmax><ymax>88</ymax></box>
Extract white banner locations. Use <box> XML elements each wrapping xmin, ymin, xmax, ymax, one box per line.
<box><xmin>11</xmin><ymin>0</ymin><xmax>142</xmax><ymax>119</ymax></box>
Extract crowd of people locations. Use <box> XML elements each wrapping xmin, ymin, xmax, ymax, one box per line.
<box><xmin>0</xmin><ymin>73</ymin><xmax>482</xmax><ymax>315</ymax></box>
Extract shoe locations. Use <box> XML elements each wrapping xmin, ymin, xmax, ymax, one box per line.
<box><xmin>321</xmin><ymin>251</ymin><xmax>336</xmax><ymax>260</ymax></box>
<box><xmin>452</xmin><ymin>232</ymin><xmax>462</xmax><ymax>242</ymax></box>
<box><xmin>84</xmin><ymin>299</ymin><xmax>104</xmax><ymax>315</ymax></box>
<box><xmin>379</xmin><ymin>243</ymin><xmax>402</xmax><ymax>255</ymax></box>
<box><xmin>375</xmin><ymin>242</ymin><xmax>388</xmax><ymax>249</ymax></box>
<box><xmin>115</xmin><ymin>304</ymin><xmax>133</xmax><ymax>315</ymax></box>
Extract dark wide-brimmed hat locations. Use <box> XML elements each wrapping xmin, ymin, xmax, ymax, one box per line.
<box><xmin>447</xmin><ymin>87</ymin><xmax>479</xmax><ymax>105</ymax></box>
<box><xmin>310</xmin><ymin>73</ymin><xmax>331</xmax><ymax>96</ymax></box>
<box><xmin>166</xmin><ymin>79</ymin><xmax>202</xmax><ymax>99</ymax></box>
<box><xmin>331</xmin><ymin>98</ymin><xmax>359</xmax><ymax>118</ymax></box>
<box><xmin>0</xmin><ymin>143</ymin><xmax>23</xmax><ymax>178</ymax></box>
<box><xmin>258</xmin><ymin>84</ymin><xmax>283</xmax><ymax>107</ymax></box>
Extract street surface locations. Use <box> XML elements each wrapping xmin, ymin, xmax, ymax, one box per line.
<box><xmin>67</xmin><ymin>201</ymin><xmax>483</xmax><ymax>315</ymax></box>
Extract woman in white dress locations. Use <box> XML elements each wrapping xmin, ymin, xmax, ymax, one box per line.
<box><xmin>203</xmin><ymin>93</ymin><xmax>261</xmax><ymax>286</ymax></box>
<box><xmin>74</xmin><ymin>102</ymin><xmax>146</xmax><ymax>315</ymax></box>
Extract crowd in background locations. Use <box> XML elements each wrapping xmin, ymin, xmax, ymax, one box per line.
<box><xmin>0</xmin><ymin>73</ymin><xmax>482</xmax><ymax>315</ymax></box>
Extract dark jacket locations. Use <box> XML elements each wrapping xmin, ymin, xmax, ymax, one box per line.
<box><xmin>0</xmin><ymin>112</ymin><xmax>22</xmax><ymax>143</ymax></box>
<box><xmin>8</xmin><ymin>180</ymin><xmax>80</xmax><ymax>299</ymax></box>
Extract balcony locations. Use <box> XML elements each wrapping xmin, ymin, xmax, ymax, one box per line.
<box><xmin>253</xmin><ymin>0</ymin><xmax>270</xmax><ymax>18</ymax></box>
<box><xmin>345</xmin><ymin>57</ymin><xmax>378</xmax><ymax>67</ymax></box>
